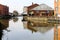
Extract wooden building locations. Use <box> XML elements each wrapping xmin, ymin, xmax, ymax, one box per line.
<box><xmin>28</xmin><ymin>4</ymin><xmax>54</xmax><ymax>17</ymax></box>
<box><xmin>23</xmin><ymin>3</ymin><xmax>39</xmax><ymax>15</ymax></box>
<box><xmin>23</xmin><ymin>3</ymin><xmax>54</xmax><ymax>17</ymax></box>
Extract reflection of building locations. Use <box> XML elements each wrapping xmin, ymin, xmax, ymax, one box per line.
<box><xmin>54</xmin><ymin>24</ymin><xmax>60</xmax><ymax>40</ymax></box>
<box><xmin>0</xmin><ymin>30</ymin><xmax>3</xmax><ymax>40</ymax></box>
<box><xmin>0</xmin><ymin>19</ymin><xmax>9</xmax><ymax>40</ymax></box>
<box><xmin>0</xmin><ymin>4</ymin><xmax>9</xmax><ymax>16</ymax></box>
<box><xmin>27</xmin><ymin>26</ymin><xmax>53</xmax><ymax>33</ymax></box>
<box><xmin>0</xmin><ymin>19</ymin><xmax>9</xmax><ymax>30</ymax></box>
<box><xmin>12</xmin><ymin>17</ymin><xmax>18</xmax><ymax>22</ymax></box>
<box><xmin>23</xmin><ymin>21</ymin><xmax>28</xmax><ymax>29</ymax></box>
<box><xmin>23</xmin><ymin>21</ymin><xmax>54</xmax><ymax>33</ymax></box>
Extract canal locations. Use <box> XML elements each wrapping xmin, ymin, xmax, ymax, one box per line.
<box><xmin>0</xmin><ymin>17</ymin><xmax>60</xmax><ymax>40</ymax></box>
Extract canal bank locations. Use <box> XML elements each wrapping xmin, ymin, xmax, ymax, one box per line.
<box><xmin>22</xmin><ymin>16</ymin><xmax>60</xmax><ymax>24</ymax></box>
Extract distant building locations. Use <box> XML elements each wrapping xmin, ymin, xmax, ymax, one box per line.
<box><xmin>0</xmin><ymin>4</ymin><xmax>9</xmax><ymax>16</ymax></box>
<box><xmin>31</xmin><ymin>4</ymin><xmax>54</xmax><ymax>16</ymax></box>
<box><xmin>23</xmin><ymin>3</ymin><xmax>39</xmax><ymax>21</ymax></box>
<box><xmin>23</xmin><ymin>3</ymin><xmax>39</xmax><ymax>15</ymax></box>
<box><xmin>23</xmin><ymin>3</ymin><xmax>54</xmax><ymax>16</ymax></box>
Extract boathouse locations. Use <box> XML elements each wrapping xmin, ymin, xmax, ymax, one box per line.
<box><xmin>28</xmin><ymin>4</ymin><xmax>54</xmax><ymax>16</ymax></box>
<box><xmin>23</xmin><ymin>3</ymin><xmax>54</xmax><ymax>16</ymax></box>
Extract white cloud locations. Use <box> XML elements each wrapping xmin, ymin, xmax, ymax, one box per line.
<box><xmin>0</xmin><ymin>0</ymin><xmax>54</xmax><ymax>13</ymax></box>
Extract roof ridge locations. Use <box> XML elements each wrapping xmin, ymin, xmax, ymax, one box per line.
<box><xmin>39</xmin><ymin>4</ymin><xmax>53</xmax><ymax>9</ymax></box>
<box><xmin>27</xmin><ymin>3</ymin><xmax>39</xmax><ymax>8</ymax></box>
<box><xmin>31</xmin><ymin>4</ymin><xmax>54</xmax><ymax>10</ymax></box>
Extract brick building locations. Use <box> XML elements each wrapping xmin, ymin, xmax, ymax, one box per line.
<box><xmin>0</xmin><ymin>4</ymin><xmax>9</xmax><ymax>16</ymax></box>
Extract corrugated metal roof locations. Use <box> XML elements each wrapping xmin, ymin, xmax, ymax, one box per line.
<box><xmin>32</xmin><ymin>4</ymin><xmax>54</xmax><ymax>10</ymax></box>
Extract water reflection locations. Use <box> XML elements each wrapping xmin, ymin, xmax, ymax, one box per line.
<box><xmin>0</xmin><ymin>19</ymin><xmax>9</xmax><ymax>40</ymax></box>
<box><xmin>0</xmin><ymin>19</ymin><xmax>9</xmax><ymax>30</ymax></box>
<box><xmin>23</xmin><ymin>21</ymin><xmax>55</xmax><ymax>33</ymax></box>
<box><xmin>22</xmin><ymin>20</ymin><xmax>60</xmax><ymax>40</ymax></box>
<box><xmin>0</xmin><ymin>17</ymin><xmax>60</xmax><ymax>40</ymax></box>
<box><xmin>0</xmin><ymin>30</ymin><xmax>3</xmax><ymax>40</ymax></box>
<box><xmin>12</xmin><ymin>17</ymin><xmax>18</xmax><ymax>22</ymax></box>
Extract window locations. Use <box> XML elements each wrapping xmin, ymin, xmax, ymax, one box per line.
<box><xmin>53</xmin><ymin>12</ymin><xmax>54</xmax><ymax>15</ymax></box>
<box><xmin>29</xmin><ymin>11</ymin><xmax>34</xmax><ymax>14</ymax></box>
<box><xmin>47</xmin><ymin>10</ymin><xmax>49</xmax><ymax>13</ymax></box>
<box><xmin>55</xmin><ymin>7</ymin><xmax>58</xmax><ymax>11</ymax></box>
<box><xmin>36</xmin><ymin>11</ymin><xmax>39</xmax><ymax>13</ymax></box>
<box><xmin>0</xmin><ymin>10</ymin><xmax>2</xmax><ymax>15</ymax></box>
<box><xmin>56</xmin><ymin>0</ymin><xmax>58</xmax><ymax>2</ymax></box>
<box><xmin>55</xmin><ymin>7</ymin><xmax>58</xmax><ymax>15</ymax></box>
<box><xmin>30</xmin><ymin>11</ymin><xmax>34</xmax><ymax>14</ymax></box>
<box><xmin>29</xmin><ymin>11</ymin><xmax>34</xmax><ymax>16</ymax></box>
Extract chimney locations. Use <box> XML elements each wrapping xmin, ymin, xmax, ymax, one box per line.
<box><xmin>32</xmin><ymin>2</ymin><xmax>34</xmax><ymax>5</ymax></box>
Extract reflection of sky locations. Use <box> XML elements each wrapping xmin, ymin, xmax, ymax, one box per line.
<box><xmin>2</xmin><ymin>17</ymin><xmax>54</xmax><ymax>40</ymax></box>
<box><xmin>0</xmin><ymin>0</ymin><xmax>54</xmax><ymax>13</ymax></box>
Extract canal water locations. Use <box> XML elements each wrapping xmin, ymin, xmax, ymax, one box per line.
<box><xmin>0</xmin><ymin>17</ymin><xmax>59</xmax><ymax>40</ymax></box>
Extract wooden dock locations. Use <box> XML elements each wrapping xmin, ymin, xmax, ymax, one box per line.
<box><xmin>26</xmin><ymin>16</ymin><xmax>60</xmax><ymax>24</ymax></box>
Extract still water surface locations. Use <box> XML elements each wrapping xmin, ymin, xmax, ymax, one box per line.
<box><xmin>0</xmin><ymin>17</ymin><xmax>58</xmax><ymax>40</ymax></box>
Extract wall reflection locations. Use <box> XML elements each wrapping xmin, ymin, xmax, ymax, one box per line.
<box><xmin>12</xmin><ymin>17</ymin><xmax>18</xmax><ymax>22</ymax></box>
<box><xmin>0</xmin><ymin>19</ymin><xmax>9</xmax><ymax>40</ymax></box>
<box><xmin>22</xmin><ymin>21</ymin><xmax>56</xmax><ymax>33</ymax></box>
<box><xmin>0</xmin><ymin>30</ymin><xmax>3</xmax><ymax>40</ymax></box>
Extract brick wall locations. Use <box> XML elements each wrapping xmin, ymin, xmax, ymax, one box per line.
<box><xmin>0</xmin><ymin>4</ymin><xmax>9</xmax><ymax>16</ymax></box>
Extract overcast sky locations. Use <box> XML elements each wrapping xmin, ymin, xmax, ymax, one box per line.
<box><xmin>0</xmin><ymin>0</ymin><xmax>54</xmax><ymax>13</ymax></box>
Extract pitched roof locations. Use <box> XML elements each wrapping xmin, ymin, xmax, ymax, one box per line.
<box><xmin>27</xmin><ymin>4</ymin><xmax>39</xmax><ymax>10</ymax></box>
<box><xmin>32</xmin><ymin>4</ymin><xmax>54</xmax><ymax>10</ymax></box>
